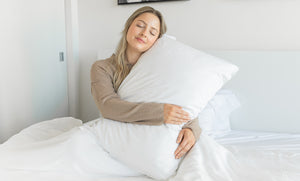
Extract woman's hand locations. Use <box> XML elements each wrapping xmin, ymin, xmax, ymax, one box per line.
<box><xmin>164</xmin><ymin>104</ymin><xmax>190</xmax><ymax>125</ymax></box>
<box><xmin>174</xmin><ymin>128</ymin><xmax>196</xmax><ymax>159</ymax></box>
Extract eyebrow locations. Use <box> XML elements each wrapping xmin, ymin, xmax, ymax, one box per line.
<box><xmin>137</xmin><ymin>20</ymin><xmax>158</xmax><ymax>32</ymax></box>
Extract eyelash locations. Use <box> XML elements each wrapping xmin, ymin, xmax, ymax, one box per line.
<box><xmin>136</xmin><ymin>24</ymin><xmax>156</xmax><ymax>36</ymax></box>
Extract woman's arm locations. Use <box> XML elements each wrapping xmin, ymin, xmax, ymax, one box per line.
<box><xmin>182</xmin><ymin>118</ymin><xmax>201</xmax><ymax>140</ymax></box>
<box><xmin>91</xmin><ymin>58</ymin><xmax>202</xmax><ymax>139</ymax></box>
<box><xmin>174</xmin><ymin>118</ymin><xmax>201</xmax><ymax>159</ymax></box>
<box><xmin>91</xmin><ymin>59</ymin><xmax>164</xmax><ymax>125</ymax></box>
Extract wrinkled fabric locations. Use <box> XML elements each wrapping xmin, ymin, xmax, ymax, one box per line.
<box><xmin>0</xmin><ymin>117</ymin><xmax>300</xmax><ymax>181</ymax></box>
<box><xmin>170</xmin><ymin>134</ymin><xmax>300</xmax><ymax>181</ymax></box>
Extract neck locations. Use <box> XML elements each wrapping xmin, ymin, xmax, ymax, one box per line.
<box><xmin>126</xmin><ymin>46</ymin><xmax>141</xmax><ymax>65</ymax></box>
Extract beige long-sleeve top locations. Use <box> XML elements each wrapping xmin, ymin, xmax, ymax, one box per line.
<box><xmin>90</xmin><ymin>54</ymin><xmax>201</xmax><ymax>140</ymax></box>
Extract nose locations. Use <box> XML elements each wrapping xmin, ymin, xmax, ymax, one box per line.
<box><xmin>139</xmin><ymin>32</ymin><xmax>145</xmax><ymax>37</ymax></box>
<box><xmin>140</xmin><ymin>29</ymin><xmax>147</xmax><ymax>37</ymax></box>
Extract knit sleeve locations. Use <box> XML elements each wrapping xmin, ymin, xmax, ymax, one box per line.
<box><xmin>183</xmin><ymin>117</ymin><xmax>202</xmax><ymax>140</ymax></box>
<box><xmin>90</xmin><ymin>59</ymin><xmax>165</xmax><ymax>125</ymax></box>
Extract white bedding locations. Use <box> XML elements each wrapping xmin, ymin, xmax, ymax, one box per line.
<box><xmin>215</xmin><ymin>130</ymin><xmax>300</xmax><ymax>150</ymax></box>
<box><xmin>0</xmin><ymin>117</ymin><xmax>300</xmax><ymax>181</ymax></box>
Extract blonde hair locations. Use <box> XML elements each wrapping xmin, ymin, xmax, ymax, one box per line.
<box><xmin>113</xmin><ymin>6</ymin><xmax>167</xmax><ymax>91</ymax></box>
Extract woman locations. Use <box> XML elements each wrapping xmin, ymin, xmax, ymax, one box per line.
<box><xmin>90</xmin><ymin>6</ymin><xmax>201</xmax><ymax>160</ymax></box>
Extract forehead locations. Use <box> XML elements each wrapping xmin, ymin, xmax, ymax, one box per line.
<box><xmin>134</xmin><ymin>13</ymin><xmax>160</xmax><ymax>29</ymax></box>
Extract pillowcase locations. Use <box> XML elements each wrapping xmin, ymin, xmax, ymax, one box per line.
<box><xmin>118</xmin><ymin>35</ymin><xmax>238</xmax><ymax>119</ymax></box>
<box><xmin>96</xmin><ymin>118</ymin><xmax>181</xmax><ymax>180</ymax></box>
<box><xmin>198</xmin><ymin>89</ymin><xmax>241</xmax><ymax>137</ymax></box>
<box><xmin>96</xmin><ymin>35</ymin><xmax>238</xmax><ymax>180</ymax></box>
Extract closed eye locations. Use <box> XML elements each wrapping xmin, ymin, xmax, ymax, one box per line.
<box><xmin>137</xmin><ymin>24</ymin><xmax>144</xmax><ymax>28</ymax></box>
<box><xmin>150</xmin><ymin>31</ymin><xmax>156</xmax><ymax>36</ymax></box>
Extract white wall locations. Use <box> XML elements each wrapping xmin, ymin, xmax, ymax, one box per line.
<box><xmin>0</xmin><ymin>0</ymin><xmax>69</xmax><ymax>143</ymax></box>
<box><xmin>77</xmin><ymin>0</ymin><xmax>300</xmax><ymax>132</ymax></box>
<box><xmin>208</xmin><ymin>51</ymin><xmax>300</xmax><ymax>133</ymax></box>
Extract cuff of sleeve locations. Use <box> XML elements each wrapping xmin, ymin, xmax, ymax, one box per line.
<box><xmin>183</xmin><ymin>118</ymin><xmax>202</xmax><ymax>141</ymax></box>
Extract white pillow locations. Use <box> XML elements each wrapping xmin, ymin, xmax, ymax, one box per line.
<box><xmin>96</xmin><ymin>118</ymin><xmax>181</xmax><ymax>180</ymax></box>
<box><xmin>198</xmin><ymin>89</ymin><xmax>241</xmax><ymax>137</ymax></box>
<box><xmin>118</xmin><ymin>35</ymin><xmax>238</xmax><ymax>119</ymax></box>
<box><xmin>96</xmin><ymin>35</ymin><xmax>238</xmax><ymax>180</ymax></box>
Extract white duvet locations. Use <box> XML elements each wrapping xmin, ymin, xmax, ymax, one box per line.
<box><xmin>0</xmin><ymin>117</ymin><xmax>300</xmax><ymax>181</ymax></box>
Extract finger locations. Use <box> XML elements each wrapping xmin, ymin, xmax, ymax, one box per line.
<box><xmin>169</xmin><ymin>113</ymin><xmax>189</xmax><ymax>122</ymax></box>
<box><xmin>174</xmin><ymin>109</ymin><xmax>190</xmax><ymax>117</ymax></box>
<box><xmin>174</xmin><ymin>145</ymin><xmax>182</xmax><ymax>158</ymax></box>
<box><xmin>169</xmin><ymin>121</ymin><xmax>183</xmax><ymax>125</ymax></box>
<box><xmin>175</xmin><ymin>145</ymin><xmax>189</xmax><ymax>159</ymax></box>
<box><xmin>167</xmin><ymin>106</ymin><xmax>190</xmax><ymax>120</ymax></box>
<box><xmin>171</xmin><ymin>118</ymin><xmax>188</xmax><ymax>124</ymax></box>
<box><xmin>176</xmin><ymin>131</ymin><xmax>184</xmax><ymax>144</ymax></box>
<box><xmin>174</xmin><ymin>139</ymin><xmax>188</xmax><ymax>156</ymax></box>
<box><xmin>175</xmin><ymin>139</ymin><xmax>191</xmax><ymax>158</ymax></box>
<box><xmin>176</xmin><ymin>143</ymin><xmax>192</xmax><ymax>159</ymax></box>
<box><xmin>171</xmin><ymin>112</ymin><xmax>190</xmax><ymax>121</ymax></box>
<box><xmin>167</xmin><ymin>116</ymin><xmax>187</xmax><ymax>124</ymax></box>
<box><xmin>174</xmin><ymin>142</ymin><xmax>184</xmax><ymax>156</ymax></box>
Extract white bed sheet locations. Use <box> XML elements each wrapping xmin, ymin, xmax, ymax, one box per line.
<box><xmin>0</xmin><ymin>171</ymin><xmax>153</xmax><ymax>181</ymax></box>
<box><xmin>1</xmin><ymin>118</ymin><xmax>299</xmax><ymax>181</ymax></box>
<box><xmin>215</xmin><ymin>130</ymin><xmax>300</xmax><ymax>149</ymax></box>
<box><xmin>92</xmin><ymin>130</ymin><xmax>300</xmax><ymax>181</ymax></box>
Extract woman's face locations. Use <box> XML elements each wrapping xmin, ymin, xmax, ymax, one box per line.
<box><xmin>126</xmin><ymin>13</ymin><xmax>160</xmax><ymax>53</ymax></box>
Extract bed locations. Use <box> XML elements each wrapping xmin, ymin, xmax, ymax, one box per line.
<box><xmin>1</xmin><ymin>38</ymin><xmax>300</xmax><ymax>180</ymax></box>
<box><xmin>0</xmin><ymin>116</ymin><xmax>299</xmax><ymax>181</ymax></box>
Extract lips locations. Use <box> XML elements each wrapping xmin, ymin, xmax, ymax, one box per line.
<box><xmin>136</xmin><ymin>37</ymin><xmax>145</xmax><ymax>43</ymax></box>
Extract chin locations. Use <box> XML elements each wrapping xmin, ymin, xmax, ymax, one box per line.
<box><xmin>129</xmin><ymin>42</ymin><xmax>150</xmax><ymax>53</ymax></box>
<box><xmin>135</xmin><ymin>46</ymin><xmax>148</xmax><ymax>53</ymax></box>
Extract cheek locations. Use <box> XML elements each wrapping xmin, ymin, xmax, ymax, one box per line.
<box><xmin>128</xmin><ymin>26</ymin><xmax>139</xmax><ymax>37</ymax></box>
<box><xmin>126</xmin><ymin>29</ymin><xmax>133</xmax><ymax>40</ymax></box>
<box><xmin>127</xmin><ymin>27</ymin><xmax>134</xmax><ymax>39</ymax></box>
<box><xmin>148</xmin><ymin>37</ymin><xmax>158</xmax><ymax>46</ymax></box>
